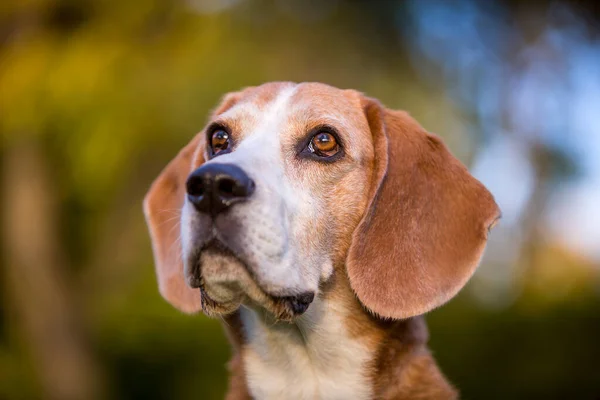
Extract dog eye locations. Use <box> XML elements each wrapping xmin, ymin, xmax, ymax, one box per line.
<box><xmin>210</xmin><ymin>130</ymin><xmax>230</xmax><ymax>155</ymax></box>
<box><xmin>308</xmin><ymin>132</ymin><xmax>339</xmax><ymax>157</ymax></box>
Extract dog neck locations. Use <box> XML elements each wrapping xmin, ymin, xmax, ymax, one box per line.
<box><xmin>238</xmin><ymin>293</ymin><xmax>375</xmax><ymax>400</ymax></box>
<box><xmin>226</xmin><ymin>275</ymin><xmax>457</xmax><ymax>400</ymax></box>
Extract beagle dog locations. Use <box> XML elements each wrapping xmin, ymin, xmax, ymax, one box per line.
<box><xmin>144</xmin><ymin>82</ymin><xmax>500</xmax><ymax>400</ymax></box>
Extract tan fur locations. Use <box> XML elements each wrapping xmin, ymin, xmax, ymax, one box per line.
<box><xmin>222</xmin><ymin>313</ymin><xmax>252</xmax><ymax>400</ymax></box>
<box><xmin>143</xmin><ymin>82</ymin><xmax>500</xmax><ymax>399</ymax></box>
<box><xmin>346</xmin><ymin>97</ymin><xmax>501</xmax><ymax>319</ymax></box>
<box><xmin>143</xmin><ymin>135</ymin><xmax>203</xmax><ymax>313</ymax></box>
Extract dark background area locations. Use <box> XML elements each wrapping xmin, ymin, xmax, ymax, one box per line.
<box><xmin>1</xmin><ymin>0</ymin><xmax>599</xmax><ymax>399</ymax></box>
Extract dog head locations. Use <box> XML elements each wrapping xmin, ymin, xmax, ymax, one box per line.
<box><xmin>144</xmin><ymin>82</ymin><xmax>500</xmax><ymax>321</ymax></box>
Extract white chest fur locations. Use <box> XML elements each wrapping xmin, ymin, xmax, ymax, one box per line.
<box><xmin>240</xmin><ymin>298</ymin><xmax>373</xmax><ymax>400</ymax></box>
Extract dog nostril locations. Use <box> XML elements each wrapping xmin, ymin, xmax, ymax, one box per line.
<box><xmin>218</xmin><ymin>178</ymin><xmax>235</xmax><ymax>196</ymax></box>
<box><xmin>186</xmin><ymin>179</ymin><xmax>205</xmax><ymax>197</ymax></box>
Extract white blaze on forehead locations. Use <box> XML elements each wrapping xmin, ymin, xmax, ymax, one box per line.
<box><xmin>217</xmin><ymin>84</ymin><xmax>298</xmax><ymax>133</ymax></box>
<box><xmin>216</xmin><ymin>85</ymin><xmax>297</xmax><ymax>167</ymax></box>
<box><xmin>218</xmin><ymin>85</ymin><xmax>300</xmax><ymax>210</ymax></box>
<box><xmin>204</xmin><ymin>85</ymin><xmax>323</xmax><ymax>293</ymax></box>
<box><xmin>257</xmin><ymin>85</ymin><xmax>298</xmax><ymax>130</ymax></box>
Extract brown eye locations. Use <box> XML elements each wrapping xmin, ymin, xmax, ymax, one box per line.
<box><xmin>309</xmin><ymin>132</ymin><xmax>339</xmax><ymax>157</ymax></box>
<box><xmin>210</xmin><ymin>129</ymin><xmax>230</xmax><ymax>155</ymax></box>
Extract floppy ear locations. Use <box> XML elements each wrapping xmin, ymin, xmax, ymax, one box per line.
<box><xmin>346</xmin><ymin>98</ymin><xmax>500</xmax><ymax>320</ymax></box>
<box><xmin>143</xmin><ymin>135</ymin><xmax>203</xmax><ymax>313</ymax></box>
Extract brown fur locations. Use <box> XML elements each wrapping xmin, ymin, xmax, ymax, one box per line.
<box><xmin>143</xmin><ymin>135</ymin><xmax>203</xmax><ymax>313</ymax></box>
<box><xmin>346</xmin><ymin>97</ymin><xmax>500</xmax><ymax>320</ymax></box>
<box><xmin>324</xmin><ymin>267</ymin><xmax>459</xmax><ymax>399</ymax></box>
<box><xmin>222</xmin><ymin>313</ymin><xmax>252</xmax><ymax>400</ymax></box>
<box><xmin>143</xmin><ymin>82</ymin><xmax>500</xmax><ymax>399</ymax></box>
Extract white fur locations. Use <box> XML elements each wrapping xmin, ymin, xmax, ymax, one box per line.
<box><xmin>230</xmin><ymin>91</ymin><xmax>372</xmax><ymax>397</ymax></box>
<box><xmin>182</xmin><ymin>85</ymin><xmax>331</xmax><ymax>299</ymax></box>
<box><xmin>241</xmin><ymin>297</ymin><xmax>373</xmax><ymax>400</ymax></box>
<box><xmin>180</xmin><ymin>85</ymin><xmax>371</xmax><ymax>397</ymax></box>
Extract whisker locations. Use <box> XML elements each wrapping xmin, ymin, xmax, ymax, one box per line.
<box><xmin>167</xmin><ymin>220</ymin><xmax>182</xmax><ymax>237</ymax></box>
<box><xmin>168</xmin><ymin>235</ymin><xmax>182</xmax><ymax>254</ymax></box>
<box><xmin>296</xmin><ymin>321</ymin><xmax>309</xmax><ymax>345</ymax></box>
<box><xmin>156</xmin><ymin>215</ymin><xmax>182</xmax><ymax>228</ymax></box>
<box><xmin>155</xmin><ymin>208</ymin><xmax>182</xmax><ymax>216</ymax></box>
<box><xmin>218</xmin><ymin>315</ymin><xmax>232</xmax><ymax>329</ymax></box>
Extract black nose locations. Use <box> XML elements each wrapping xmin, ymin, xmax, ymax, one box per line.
<box><xmin>281</xmin><ymin>292</ymin><xmax>315</xmax><ymax>315</ymax></box>
<box><xmin>186</xmin><ymin>163</ymin><xmax>255</xmax><ymax>215</ymax></box>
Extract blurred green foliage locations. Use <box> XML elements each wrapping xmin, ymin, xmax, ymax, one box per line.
<box><xmin>1</xmin><ymin>1</ymin><xmax>599</xmax><ymax>399</ymax></box>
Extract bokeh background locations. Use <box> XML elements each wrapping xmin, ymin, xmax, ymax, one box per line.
<box><xmin>1</xmin><ymin>0</ymin><xmax>599</xmax><ymax>399</ymax></box>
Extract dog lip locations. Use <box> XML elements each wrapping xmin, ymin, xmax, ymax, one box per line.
<box><xmin>277</xmin><ymin>291</ymin><xmax>315</xmax><ymax>315</ymax></box>
<box><xmin>192</xmin><ymin>240</ymin><xmax>315</xmax><ymax>318</ymax></box>
<box><xmin>201</xmin><ymin>238</ymin><xmax>232</xmax><ymax>256</ymax></box>
<box><xmin>186</xmin><ymin>238</ymin><xmax>234</xmax><ymax>289</ymax></box>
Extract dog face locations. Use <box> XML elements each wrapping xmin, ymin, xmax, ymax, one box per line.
<box><xmin>181</xmin><ymin>83</ymin><xmax>375</xmax><ymax>318</ymax></box>
<box><xmin>144</xmin><ymin>82</ymin><xmax>500</xmax><ymax>321</ymax></box>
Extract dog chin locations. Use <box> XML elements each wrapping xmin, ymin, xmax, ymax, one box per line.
<box><xmin>188</xmin><ymin>242</ymin><xmax>300</xmax><ymax>321</ymax></box>
<box><xmin>188</xmin><ymin>243</ymin><xmax>312</xmax><ymax>321</ymax></box>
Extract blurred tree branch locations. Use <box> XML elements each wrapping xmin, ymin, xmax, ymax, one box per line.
<box><xmin>2</xmin><ymin>141</ymin><xmax>105</xmax><ymax>400</ymax></box>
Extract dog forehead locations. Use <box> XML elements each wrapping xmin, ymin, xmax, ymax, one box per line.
<box><xmin>291</xmin><ymin>82</ymin><xmax>362</xmax><ymax>114</ymax></box>
<box><xmin>233</xmin><ymin>81</ymin><xmax>359</xmax><ymax>111</ymax></box>
<box><xmin>216</xmin><ymin>82</ymin><xmax>371</xmax><ymax>148</ymax></box>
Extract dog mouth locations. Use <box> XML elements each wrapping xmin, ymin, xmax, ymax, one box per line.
<box><xmin>188</xmin><ymin>239</ymin><xmax>314</xmax><ymax>320</ymax></box>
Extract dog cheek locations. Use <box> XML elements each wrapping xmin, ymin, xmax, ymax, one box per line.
<box><xmin>293</xmin><ymin>200</ymin><xmax>335</xmax><ymax>283</ymax></box>
<box><xmin>219</xmin><ymin>203</ymin><xmax>290</xmax><ymax>263</ymax></box>
<box><xmin>181</xmin><ymin>203</ymin><xmax>213</xmax><ymax>279</ymax></box>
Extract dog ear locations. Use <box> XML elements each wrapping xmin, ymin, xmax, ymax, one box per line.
<box><xmin>346</xmin><ymin>97</ymin><xmax>500</xmax><ymax>320</ymax></box>
<box><xmin>143</xmin><ymin>91</ymin><xmax>243</xmax><ymax>312</ymax></box>
<box><xmin>143</xmin><ymin>134</ymin><xmax>203</xmax><ymax>313</ymax></box>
